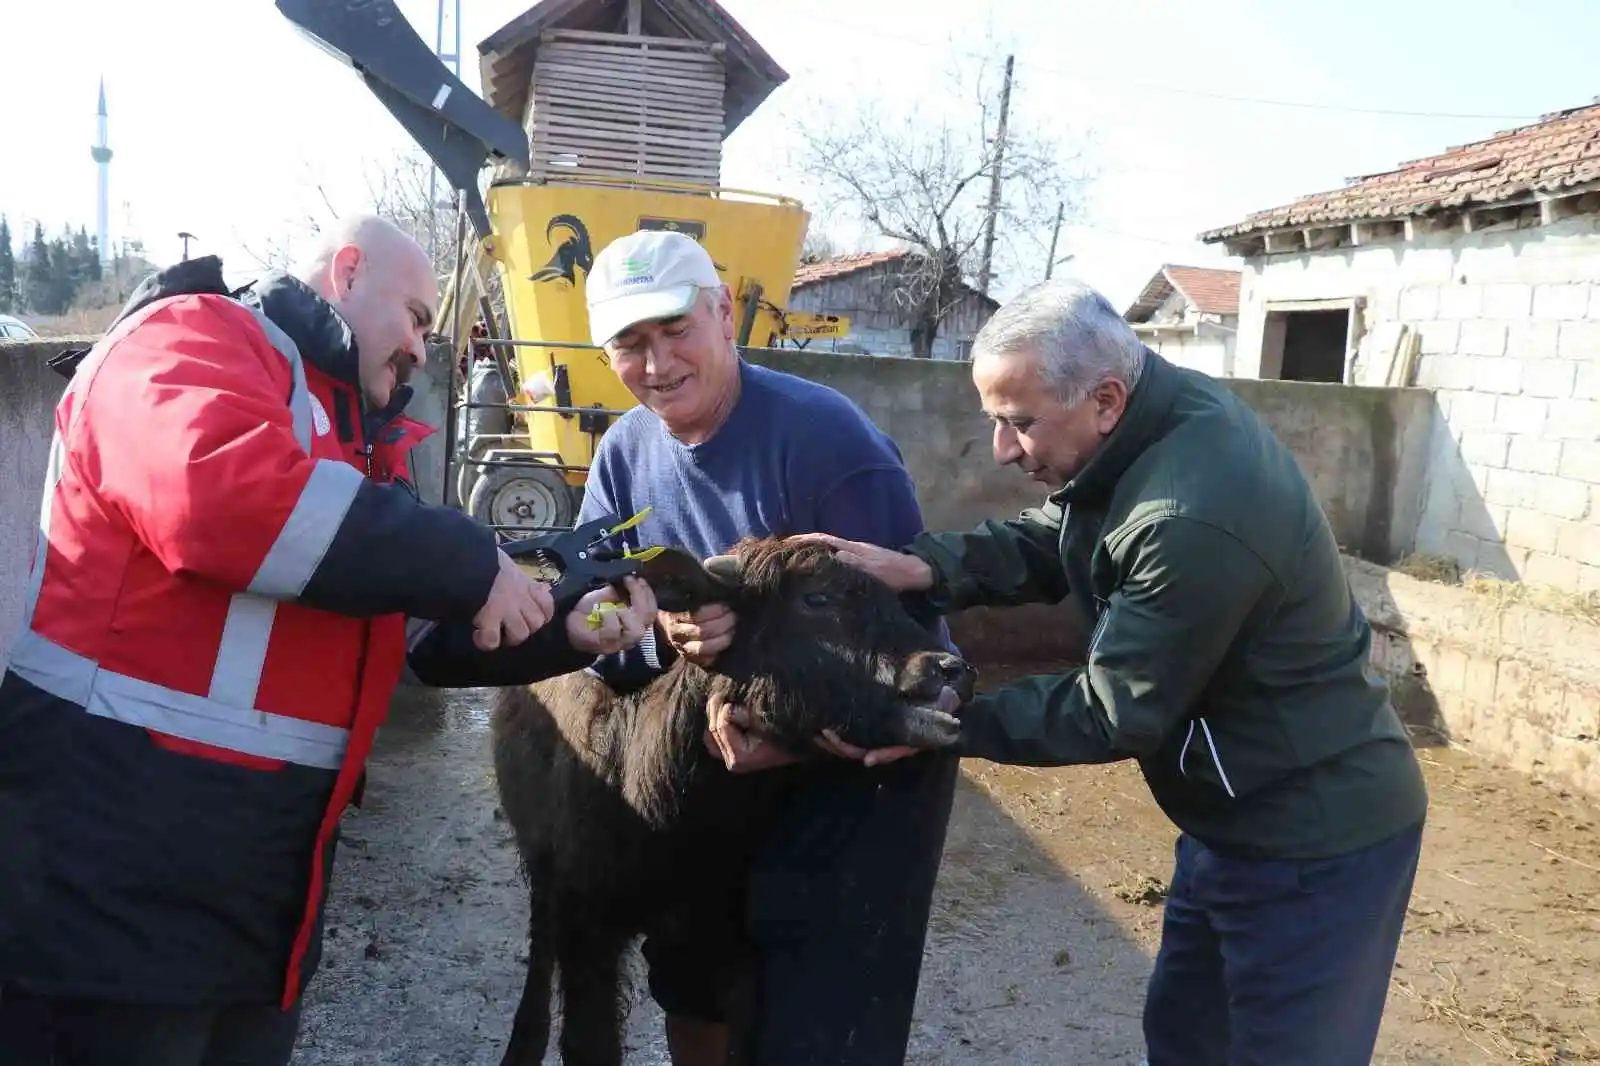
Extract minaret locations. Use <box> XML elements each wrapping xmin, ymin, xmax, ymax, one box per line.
<box><xmin>91</xmin><ymin>77</ymin><xmax>112</xmax><ymax>264</ymax></box>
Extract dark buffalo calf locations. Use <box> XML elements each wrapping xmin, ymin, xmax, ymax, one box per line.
<box><xmin>489</xmin><ymin>536</ymin><xmax>976</xmax><ymax>1066</ymax></box>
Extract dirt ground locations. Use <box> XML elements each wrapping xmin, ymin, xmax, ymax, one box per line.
<box><xmin>292</xmin><ymin>667</ymin><xmax>1600</xmax><ymax>1066</ymax></box>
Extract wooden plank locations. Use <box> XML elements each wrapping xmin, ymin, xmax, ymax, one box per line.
<box><xmin>534</xmin><ymin>61</ymin><xmax>724</xmax><ymax>100</ymax></box>
<box><xmin>534</xmin><ymin>87</ymin><xmax>722</xmax><ymax>121</ymax></box>
<box><xmin>535</xmin><ymin>53</ymin><xmax>724</xmax><ymax>88</ymax></box>
<box><xmin>542</xmin><ymin>28</ymin><xmax>725</xmax><ymax>52</ymax></box>
<box><xmin>537</xmin><ymin>114</ymin><xmax>724</xmax><ymax>147</ymax></box>
<box><xmin>545</xmin><ymin>41</ymin><xmax>723</xmax><ymax>65</ymax></box>
<box><xmin>532</xmin><ymin>137</ymin><xmax>719</xmax><ymax>169</ymax></box>
<box><xmin>532</xmin><ymin>75</ymin><xmax>724</xmax><ymax>111</ymax></box>
<box><xmin>533</xmin><ymin>72</ymin><xmax>724</xmax><ymax>107</ymax></box>
<box><xmin>535</xmin><ymin>85</ymin><xmax>722</xmax><ymax>119</ymax></box>
<box><xmin>530</xmin><ymin>95</ymin><xmax>725</xmax><ymax>132</ymax></box>
<box><xmin>532</xmin><ymin>131</ymin><xmax>721</xmax><ymax>161</ymax></box>
<box><xmin>532</xmin><ymin>105</ymin><xmax>723</xmax><ymax>137</ymax></box>
<box><xmin>544</xmin><ymin>43</ymin><xmax>724</xmax><ymax>74</ymax></box>
<box><xmin>534</xmin><ymin>60</ymin><xmax>724</xmax><ymax>89</ymax></box>
<box><xmin>530</xmin><ymin>126</ymin><xmax>720</xmax><ymax>154</ymax></box>
<box><xmin>532</xmin><ymin>161</ymin><xmax>722</xmax><ymax>184</ymax></box>
<box><xmin>531</xmin><ymin>139</ymin><xmax>718</xmax><ymax>169</ymax></box>
<box><xmin>533</xmin><ymin>105</ymin><xmax>722</xmax><ymax>134</ymax></box>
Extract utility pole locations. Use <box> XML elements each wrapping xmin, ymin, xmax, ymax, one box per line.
<box><xmin>1043</xmin><ymin>201</ymin><xmax>1064</xmax><ymax>279</ymax></box>
<box><xmin>975</xmin><ymin>54</ymin><xmax>1014</xmax><ymax>297</ymax></box>
<box><xmin>428</xmin><ymin>0</ymin><xmax>463</xmax><ymax>268</ymax></box>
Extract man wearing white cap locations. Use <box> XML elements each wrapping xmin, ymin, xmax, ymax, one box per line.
<box><xmin>575</xmin><ymin>228</ymin><xmax>959</xmax><ymax>1066</ymax></box>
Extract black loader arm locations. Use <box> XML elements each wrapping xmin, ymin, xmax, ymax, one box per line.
<box><xmin>274</xmin><ymin>0</ymin><xmax>529</xmax><ymax>242</ymax></box>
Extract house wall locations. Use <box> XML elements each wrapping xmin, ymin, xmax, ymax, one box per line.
<box><xmin>787</xmin><ymin>270</ymin><xmax>994</xmax><ymax>360</ymax></box>
<box><xmin>1138</xmin><ymin>318</ymin><xmax>1237</xmax><ymax>378</ymax></box>
<box><xmin>1232</xmin><ymin>214</ymin><xmax>1600</xmax><ymax>592</ymax></box>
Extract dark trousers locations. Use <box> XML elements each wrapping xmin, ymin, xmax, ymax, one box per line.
<box><xmin>0</xmin><ymin>987</ymin><xmax>301</xmax><ymax>1066</ymax></box>
<box><xmin>743</xmin><ymin>750</ymin><xmax>959</xmax><ymax>1065</ymax></box>
<box><xmin>1142</xmin><ymin>818</ymin><xmax>1424</xmax><ymax>1066</ymax></box>
<box><xmin>644</xmin><ymin>749</ymin><xmax>960</xmax><ymax>1065</ymax></box>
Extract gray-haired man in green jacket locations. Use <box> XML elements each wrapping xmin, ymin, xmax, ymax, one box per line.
<box><xmin>799</xmin><ymin>278</ymin><xmax>1429</xmax><ymax>1066</ymax></box>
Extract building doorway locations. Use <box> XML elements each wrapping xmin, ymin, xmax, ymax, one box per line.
<box><xmin>1258</xmin><ymin>298</ymin><xmax>1363</xmax><ymax>382</ymax></box>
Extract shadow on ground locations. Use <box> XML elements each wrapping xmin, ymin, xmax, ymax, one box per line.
<box><xmin>291</xmin><ymin>679</ymin><xmax>1156</xmax><ymax>1065</ymax></box>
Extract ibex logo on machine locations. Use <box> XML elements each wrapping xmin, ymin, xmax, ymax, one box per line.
<box><xmin>530</xmin><ymin>215</ymin><xmax>594</xmax><ymax>287</ymax></box>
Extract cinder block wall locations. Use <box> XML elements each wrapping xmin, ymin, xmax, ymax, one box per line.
<box><xmin>1348</xmin><ymin>556</ymin><xmax>1599</xmax><ymax>802</ymax></box>
<box><xmin>1235</xmin><ymin>214</ymin><xmax>1600</xmax><ymax>591</ymax></box>
<box><xmin>741</xmin><ymin>347</ymin><xmax>1437</xmax><ymax>665</ymax></box>
<box><xmin>0</xmin><ymin>339</ymin><xmax>74</xmax><ymax>668</ymax></box>
<box><xmin>742</xmin><ymin>348</ymin><xmax>1435</xmax><ymax>565</ymax></box>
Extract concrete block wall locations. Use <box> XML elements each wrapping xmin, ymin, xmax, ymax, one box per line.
<box><xmin>0</xmin><ymin>339</ymin><xmax>74</xmax><ymax>668</ymax></box>
<box><xmin>743</xmin><ymin>347</ymin><xmax>1436</xmax><ymax>663</ymax></box>
<box><xmin>1346</xmin><ymin>556</ymin><xmax>1599</xmax><ymax>801</ymax></box>
<box><xmin>1235</xmin><ymin>215</ymin><xmax>1600</xmax><ymax>591</ymax></box>
<box><xmin>745</xmin><ymin>348</ymin><xmax>1435</xmax><ymax>566</ymax></box>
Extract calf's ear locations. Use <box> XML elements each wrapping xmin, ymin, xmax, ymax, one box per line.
<box><xmin>639</xmin><ymin>548</ymin><xmax>742</xmax><ymax>613</ymax></box>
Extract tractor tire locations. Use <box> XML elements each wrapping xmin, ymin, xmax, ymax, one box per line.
<box><xmin>467</xmin><ymin>463</ymin><xmax>578</xmax><ymax>538</ymax></box>
<box><xmin>455</xmin><ymin>455</ymin><xmax>482</xmax><ymax>511</ymax></box>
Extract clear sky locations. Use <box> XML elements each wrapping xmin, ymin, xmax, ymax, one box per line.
<box><xmin>4</xmin><ymin>0</ymin><xmax>1599</xmax><ymax>311</ymax></box>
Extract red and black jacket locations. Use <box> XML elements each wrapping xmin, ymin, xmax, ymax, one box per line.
<box><xmin>0</xmin><ymin>259</ymin><xmax>590</xmax><ymax>1009</ymax></box>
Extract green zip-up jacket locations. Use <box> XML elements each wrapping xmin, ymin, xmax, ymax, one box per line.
<box><xmin>909</xmin><ymin>349</ymin><xmax>1428</xmax><ymax>860</ymax></box>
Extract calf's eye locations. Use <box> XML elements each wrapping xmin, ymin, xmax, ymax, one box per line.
<box><xmin>802</xmin><ymin>592</ymin><xmax>832</xmax><ymax>609</ymax></box>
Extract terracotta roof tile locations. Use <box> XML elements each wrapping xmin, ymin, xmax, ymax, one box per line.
<box><xmin>1163</xmin><ymin>265</ymin><xmax>1240</xmax><ymax>316</ymax></box>
<box><xmin>1200</xmin><ymin>101</ymin><xmax>1600</xmax><ymax>242</ymax></box>
<box><xmin>1124</xmin><ymin>264</ymin><xmax>1240</xmax><ymax>321</ymax></box>
<box><xmin>792</xmin><ymin>249</ymin><xmax>909</xmax><ymax>287</ymax></box>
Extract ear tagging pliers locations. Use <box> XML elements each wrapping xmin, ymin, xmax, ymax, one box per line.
<box><xmin>502</xmin><ymin>507</ymin><xmax>665</xmax><ymax>626</ymax></box>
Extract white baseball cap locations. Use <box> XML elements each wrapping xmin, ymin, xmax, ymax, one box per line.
<box><xmin>585</xmin><ymin>229</ymin><xmax>723</xmax><ymax>346</ymax></box>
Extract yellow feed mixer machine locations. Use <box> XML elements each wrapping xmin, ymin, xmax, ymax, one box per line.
<box><xmin>277</xmin><ymin>0</ymin><xmax>840</xmax><ymax>537</ymax></box>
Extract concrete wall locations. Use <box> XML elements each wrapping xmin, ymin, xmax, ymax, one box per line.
<box><xmin>0</xmin><ymin>338</ymin><xmax>73</xmax><ymax>668</ymax></box>
<box><xmin>1233</xmin><ymin>215</ymin><xmax>1600</xmax><ymax>592</ymax></box>
<box><xmin>1348</xmin><ymin>556</ymin><xmax>1600</xmax><ymax>801</ymax></box>
<box><xmin>744</xmin><ymin>348</ymin><xmax>1434</xmax><ymax>565</ymax></box>
<box><xmin>742</xmin><ymin>347</ymin><xmax>1436</xmax><ymax>662</ymax></box>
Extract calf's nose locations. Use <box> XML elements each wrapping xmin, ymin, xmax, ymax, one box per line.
<box><xmin>937</xmin><ymin>653</ymin><xmax>978</xmax><ymax>701</ymax></box>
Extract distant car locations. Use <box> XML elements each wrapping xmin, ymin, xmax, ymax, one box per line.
<box><xmin>0</xmin><ymin>314</ymin><xmax>39</xmax><ymax>340</ymax></box>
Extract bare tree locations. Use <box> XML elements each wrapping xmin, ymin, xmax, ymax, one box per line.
<box><xmin>791</xmin><ymin>48</ymin><xmax>1092</xmax><ymax>356</ymax></box>
<box><xmin>362</xmin><ymin>148</ymin><xmax>462</xmax><ymax>280</ymax></box>
<box><xmin>800</xmin><ymin>228</ymin><xmax>842</xmax><ymax>265</ymax></box>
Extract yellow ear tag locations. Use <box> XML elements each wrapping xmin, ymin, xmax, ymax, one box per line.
<box><xmin>585</xmin><ymin>601</ymin><xmax>624</xmax><ymax>629</ymax></box>
<box><xmin>605</xmin><ymin>506</ymin><xmax>654</xmax><ymax>537</ymax></box>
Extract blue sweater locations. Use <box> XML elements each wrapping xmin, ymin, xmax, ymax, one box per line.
<box><xmin>578</xmin><ymin>359</ymin><xmax>952</xmax><ymax>685</ymax></box>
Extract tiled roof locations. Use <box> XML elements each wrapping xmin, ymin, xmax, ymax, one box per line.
<box><xmin>1200</xmin><ymin>100</ymin><xmax>1600</xmax><ymax>242</ymax></box>
<box><xmin>792</xmin><ymin>249</ymin><xmax>909</xmax><ymax>287</ymax></box>
<box><xmin>1124</xmin><ymin>264</ymin><xmax>1241</xmax><ymax>321</ymax></box>
<box><xmin>1164</xmin><ymin>265</ymin><xmax>1240</xmax><ymax>316</ymax></box>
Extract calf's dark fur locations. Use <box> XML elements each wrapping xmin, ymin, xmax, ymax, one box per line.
<box><xmin>489</xmin><ymin>536</ymin><xmax>976</xmax><ymax>1066</ymax></box>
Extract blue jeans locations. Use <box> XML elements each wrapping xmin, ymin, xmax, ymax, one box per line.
<box><xmin>1142</xmin><ymin>819</ymin><xmax>1423</xmax><ymax>1066</ymax></box>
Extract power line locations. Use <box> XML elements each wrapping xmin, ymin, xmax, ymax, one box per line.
<box><xmin>759</xmin><ymin>11</ymin><xmax>1541</xmax><ymax>122</ymax></box>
